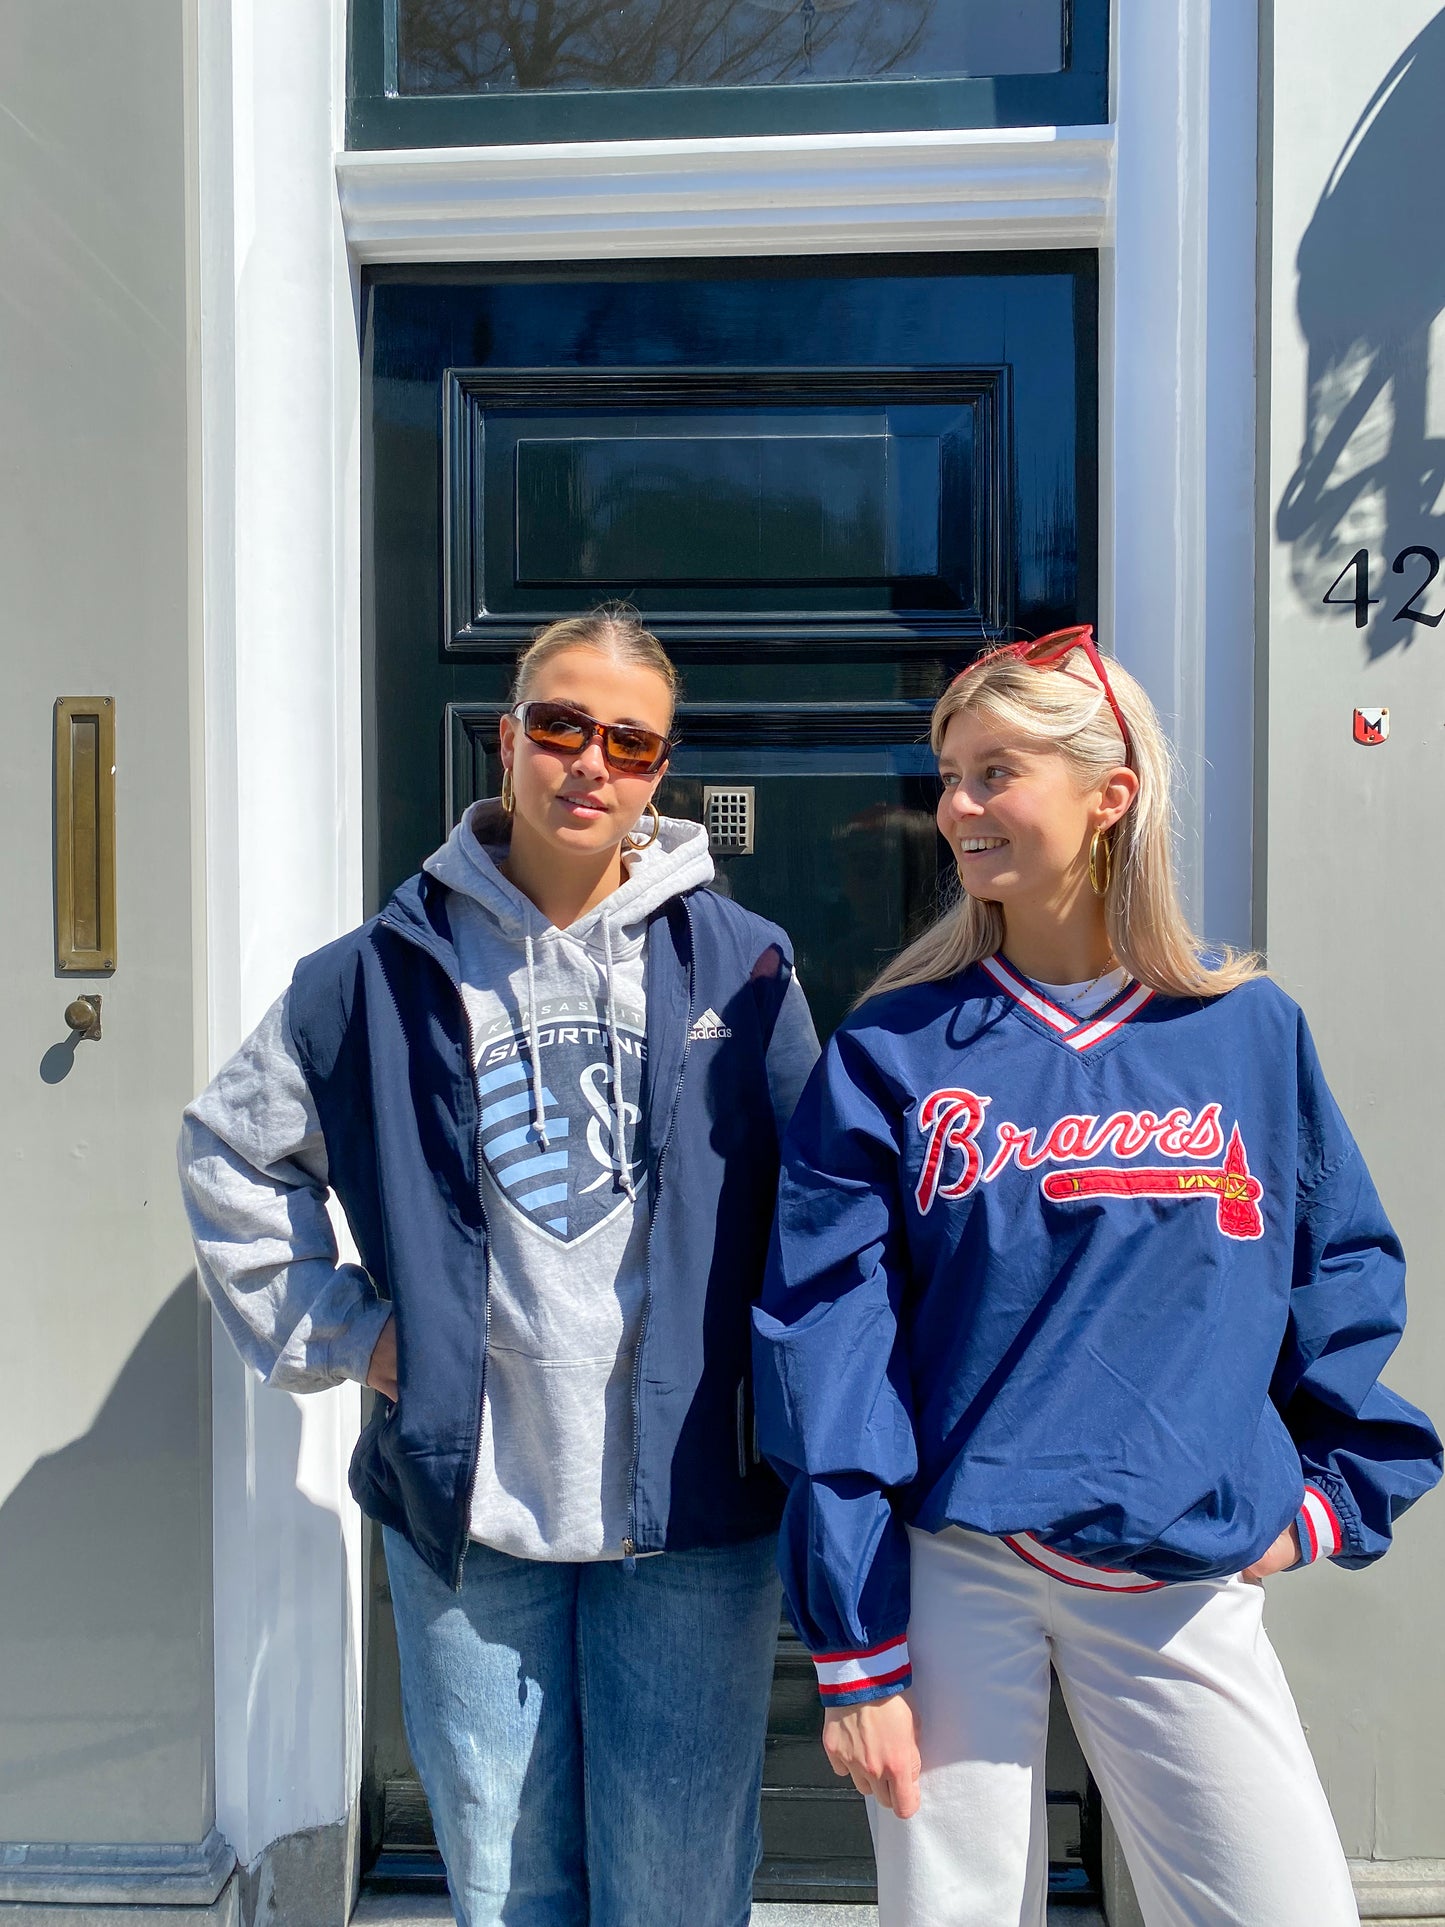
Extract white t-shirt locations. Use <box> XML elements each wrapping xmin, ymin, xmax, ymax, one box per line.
<box><xmin>1034</xmin><ymin>965</ymin><xmax>1129</xmax><ymax>1020</ymax></box>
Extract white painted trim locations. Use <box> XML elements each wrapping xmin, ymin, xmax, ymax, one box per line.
<box><xmin>196</xmin><ymin>0</ymin><xmax>364</xmax><ymax>1876</ymax></box>
<box><xmin>1201</xmin><ymin>0</ymin><xmax>1261</xmax><ymax>951</ymax></box>
<box><xmin>1105</xmin><ymin>0</ymin><xmax>1258</xmax><ymax>935</ymax></box>
<box><xmin>1106</xmin><ymin>1</ymin><xmax>1212</xmax><ymax>922</ymax></box>
<box><xmin>337</xmin><ymin>125</ymin><xmax>1115</xmax><ymax>263</ymax></box>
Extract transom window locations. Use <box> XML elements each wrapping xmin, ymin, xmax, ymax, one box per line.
<box><xmin>348</xmin><ymin>0</ymin><xmax>1107</xmax><ymax>146</ymax></box>
<box><xmin>397</xmin><ymin>1</ymin><xmax>1065</xmax><ymax>95</ymax></box>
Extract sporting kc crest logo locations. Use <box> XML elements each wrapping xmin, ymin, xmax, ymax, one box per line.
<box><xmin>472</xmin><ymin>996</ymin><xmax>645</xmax><ymax>1242</ymax></box>
<box><xmin>915</xmin><ymin>1089</ymin><xmax>1265</xmax><ymax>1241</ymax></box>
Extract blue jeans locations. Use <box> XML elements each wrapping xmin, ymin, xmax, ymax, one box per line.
<box><xmin>383</xmin><ymin>1528</ymin><xmax>782</xmax><ymax>1927</ymax></box>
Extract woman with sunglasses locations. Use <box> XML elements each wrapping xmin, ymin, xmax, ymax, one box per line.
<box><xmin>181</xmin><ymin>609</ymin><xmax>818</xmax><ymax>1927</ymax></box>
<box><xmin>753</xmin><ymin>629</ymin><xmax>1439</xmax><ymax>1926</ymax></box>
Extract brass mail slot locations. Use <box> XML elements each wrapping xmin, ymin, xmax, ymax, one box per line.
<box><xmin>55</xmin><ymin>697</ymin><xmax>116</xmax><ymax>973</ymax></box>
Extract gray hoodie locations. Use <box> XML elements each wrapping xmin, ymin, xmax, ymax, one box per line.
<box><xmin>180</xmin><ymin>803</ymin><xmax>819</xmax><ymax>1563</ymax></box>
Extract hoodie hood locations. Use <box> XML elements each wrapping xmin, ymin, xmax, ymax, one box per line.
<box><xmin>422</xmin><ymin>798</ymin><xmax>714</xmax><ymax>1196</ymax></box>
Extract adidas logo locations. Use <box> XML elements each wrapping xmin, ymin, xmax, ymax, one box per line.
<box><xmin>688</xmin><ymin>1007</ymin><xmax>732</xmax><ymax>1041</ymax></box>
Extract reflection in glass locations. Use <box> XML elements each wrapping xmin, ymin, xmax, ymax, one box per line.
<box><xmin>397</xmin><ymin>0</ymin><xmax>1064</xmax><ymax>97</ymax></box>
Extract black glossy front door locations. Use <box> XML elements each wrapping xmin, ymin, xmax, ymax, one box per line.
<box><xmin>362</xmin><ymin>255</ymin><xmax>1099</xmax><ymax>1902</ymax></box>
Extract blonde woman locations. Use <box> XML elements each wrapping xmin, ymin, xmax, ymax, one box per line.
<box><xmin>182</xmin><ymin>610</ymin><xmax>818</xmax><ymax>1927</ymax></box>
<box><xmin>753</xmin><ymin>628</ymin><xmax>1440</xmax><ymax>1927</ymax></box>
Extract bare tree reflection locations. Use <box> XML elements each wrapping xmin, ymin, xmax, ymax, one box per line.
<box><xmin>398</xmin><ymin>0</ymin><xmax>935</xmax><ymax>94</ymax></box>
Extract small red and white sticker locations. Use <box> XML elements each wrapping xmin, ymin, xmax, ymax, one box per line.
<box><xmin>1353</xmin><ymin>707</ymin><xmax>1389</xmax><ymax>745</ymax></box>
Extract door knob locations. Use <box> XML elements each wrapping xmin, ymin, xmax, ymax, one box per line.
<box><xmin>64</xmin><ymin>995</ymin><xmax>102</xmax><ymax>1041</ymax></box>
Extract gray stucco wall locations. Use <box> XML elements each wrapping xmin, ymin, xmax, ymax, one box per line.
<box><xmin>1260</xmin><ymin>0</ymin><xmax>1445</xmax><ymax>1866</ymax></box>
<box><xmin>0</xmin><ymin>0</ymin><xmax>216</xmax><ymax>1877</ymax></box>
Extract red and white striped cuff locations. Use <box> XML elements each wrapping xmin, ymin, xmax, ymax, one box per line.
<box><xmin>813</xmin><ymin>1633</ymin><xmax>912</xmax><ymax>1703</ymax></box>
<box><xmin>1295</xmin><ymin>1484</ymin><xmax>1344</xmax><ymax>1565</ymax></box>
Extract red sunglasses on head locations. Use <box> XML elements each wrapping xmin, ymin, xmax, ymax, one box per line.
<box><xmin>953</xmin><ymin>625</ymin><xmax>1133</xmax><ymax>765</ymax></box>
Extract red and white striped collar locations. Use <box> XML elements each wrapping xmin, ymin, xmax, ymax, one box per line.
<box><xmin>979</xmin><ymin>953</ymin><xmax>1155</xmax><ymax>1053</ymax></box>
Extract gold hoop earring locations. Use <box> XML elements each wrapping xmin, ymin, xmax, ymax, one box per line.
<box><xmin>1088</xmin><ymin>827</ymin><xmax>1112</xmax><ymax>898</ymax></box>
<box><xmin>501</xmin><ymin>769</ymin><xmax>515</xmax><ymax>815</ymax></box>
<box><xmin>627</xmin><ymin>801</ymin><xmax>661</xmax><ymax>851</ymax></box>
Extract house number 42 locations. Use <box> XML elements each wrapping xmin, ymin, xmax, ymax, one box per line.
<box><xmin>1323</xmin><ymin>546</ymin><xmax>1443</xmax><ymax>628</ymax></box>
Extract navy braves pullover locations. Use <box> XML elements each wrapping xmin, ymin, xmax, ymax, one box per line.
<box><xmin>753</xmin><ymin>958</ymin><xmax>1441</xmax><ymax>1704</ymax></box>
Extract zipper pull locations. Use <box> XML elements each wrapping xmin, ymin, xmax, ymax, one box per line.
<box><xmin>621</xmin><ymin>1538</ymin><xmax>637</xmax><ymax>1574</ymax></box>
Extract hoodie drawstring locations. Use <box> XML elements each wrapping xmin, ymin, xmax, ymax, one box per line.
<box><xmin>525</xmin><ymin>918</ymin><xmax>633</xmax><ymax>1198</ymax></box>
<box><xmin>524</xmin><ymin>932</ymin><xmax>550</xmax><ymax>1150</ymax></box>
<box><xmin>602</xmin><ymin>915</ymin><xmax>637</xmax><ymax>1201</ymax></box>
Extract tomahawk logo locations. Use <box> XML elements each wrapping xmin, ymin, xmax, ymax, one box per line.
<box><xmin>689</xmin><ymin>1007</ymin><xmax>732</xmax><ymax>1041</ymax></box>
<box><xmin>914</xmin><ymin>1087</ymin><xmax>1266</xmax><ymax>1240</ymax></box>
<box><xmin>1041</xmin><ymin>1123</ymin><xmax>1265</xmax><ymax>1241</ymax></box>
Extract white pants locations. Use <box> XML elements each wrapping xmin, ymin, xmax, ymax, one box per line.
<box><xmin>870</xmin><ymin>1527</ymin><xmax>1358</xmax><ymax>1927</ymax></box>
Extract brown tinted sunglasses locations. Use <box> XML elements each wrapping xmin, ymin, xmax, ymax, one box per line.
<box><xmin>512</xmin><ymin>700</ymin><xmax>674</xmax><ymax>778</ymax></box>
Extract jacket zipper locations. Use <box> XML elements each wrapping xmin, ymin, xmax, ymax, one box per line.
<box><xmin>451</xmin><ymin>981</ymin><xmax>490</xmax><ymax>1592</ymax></box>
<box><xmin>622</xmin><ymin>910</ymin><xmax>694</xmax><ymax>1568</ymax></box>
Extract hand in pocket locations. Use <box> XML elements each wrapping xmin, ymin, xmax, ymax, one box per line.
<box><xmin>1241</xmin><ymin>1523</ymin><xmax>1301</xmax><ymax>1580</ymax></box>
<box><xmin>366</xmin><ymin>1315</ymin><xmax>398</xmax><ymax>1402</ymax></box>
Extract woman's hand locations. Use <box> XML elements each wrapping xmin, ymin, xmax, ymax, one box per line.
<box><xmin>822</xmin><ymin>1694</ymin><xmax>922</xmax><ymax>1819</ymax></box>
<box><xmin>365</xmin><ymin>1316</ymin><xmax>398</xmax><ymax>1401</ymax></box>
<box><xmin>1242</xmin><ymin>1523</ymin><xmax>1301</xmax><ymax>1580</ymax></box>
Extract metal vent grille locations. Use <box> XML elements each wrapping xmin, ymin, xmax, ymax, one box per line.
<box><xmin>703</xmin><ymin>785</ymin><xmax>755</xmax><ymax>855</ymax></box>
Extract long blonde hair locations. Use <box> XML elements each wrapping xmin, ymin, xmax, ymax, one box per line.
<box><xmin>865</xmin><ymin>644</ymin><xmax>1262</xmax><ymax>1003</ymax></box>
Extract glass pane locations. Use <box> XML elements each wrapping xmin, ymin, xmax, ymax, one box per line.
<box><xmin>396</xmin><ymin>0</ymin><xmax>1064</xmax><ymax>97</ymax></box>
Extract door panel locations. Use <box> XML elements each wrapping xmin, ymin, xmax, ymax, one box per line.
<box><xmin>363</xmin><ymin>254</ymin><xmax>1099</xmax><ymax>1903</ymax></box>
<box><xmin>445</xmin><ymin>367</ymin><xmax>1007</xmax><ymax>643</ymax></box>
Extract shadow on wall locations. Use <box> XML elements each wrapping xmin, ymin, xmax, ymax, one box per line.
<box><xmin>0</xmin><ymin>1280</ymin><xmax>217</xmax><ymax>1839</ymax></box>
<box><xmin>0</xmin><ymin>1280</ymin><xmax>345</xmax><ymax>1853</ymax></box>
<box><xmin>1277</xmin><ymin>7</ymin><xmax>1445</xmax><ymax>660</ymax></box>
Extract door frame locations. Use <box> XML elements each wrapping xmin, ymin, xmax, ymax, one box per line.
<box><xmin>192</xmin><ymin>0</ymin><xmax>1260</xmax><ymax>1878</ymax></box>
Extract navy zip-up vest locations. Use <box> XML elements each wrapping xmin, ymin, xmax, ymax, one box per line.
<box><xmin>287</xmin><ymin>869</ymin><xmax>792</xmax><ymax>1585</ymax></box>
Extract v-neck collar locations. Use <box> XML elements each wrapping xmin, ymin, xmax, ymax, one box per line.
<box><xmin>979</xmin><ymin>952</ymin><xmax>1156</xmax><ymax>1053</ymax></box>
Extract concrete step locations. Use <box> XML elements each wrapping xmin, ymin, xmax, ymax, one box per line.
<box><xmin>353</xmin><ymin>1895</ymin><xmax>1107</xmax><ymax>1926</ymax></box>
<box><xmin>750</xmin><ymin>1911</ymin><xmax>1106</xmax><ymax>1926</ymax></box>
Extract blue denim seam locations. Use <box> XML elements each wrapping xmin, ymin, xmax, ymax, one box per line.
<box><xmin>663</xmin><ymin>1599</ymin><xmax>709</xmax><ymax>1927</ymax></box>
<box><xmin>574</xmin><ymin>1590</ymin><xmax>595</xmax><ymax>1911</ymax></box>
